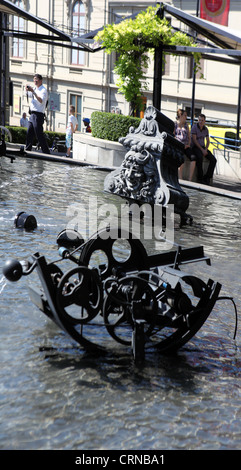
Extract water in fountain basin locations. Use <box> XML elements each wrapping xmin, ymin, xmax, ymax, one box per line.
<box><xmin>0</xmin><ymin>156</ymin><xmax>241</xmax><ymax>451</ymax></box>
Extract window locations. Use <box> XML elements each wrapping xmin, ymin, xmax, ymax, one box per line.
<box><xmin>185</xmin><ymin>30</ymin><xmax>205</xmax><ymax>79</ymax></box>
<box><xmin>11</xmin><ymin>83</ymin><xmax>22</xmax><ymax>118</ymax></box>
<box><xmin>70</xmin><ymin>94</ymin><xmax>82</xmax><ymax>131</ymax></box>
<box><xmin>186</xmin><ymin>106</ymin><xmax>202</xmax><ymax>120</ymax></box>
<box><xmin>162</xmin><ymin>17</ymin><xmax>171</xmax><ymax>76</ymax></box>
<box><xmin>135</xmin><ymin>97</ymin><xmax>147</xmax><ymax>119</ymax></box>
<box><xmin>162</xmin><ymin>55</ymin><xmax>170</xmax><ymax>76</ymax></box>
<box><xmin>71</xmin><ymin>1</ymin><xmax>85</xmax><ymax>66</ymax></box>
<box><xmin>12</xmin><ymin>0</ymin><xmax>24</xmax><ymax>58</ymax></box>
<box><xmin>186</xmin><ymin>56</ymin><xmax>204</xmax><ymax>79</ymax></box>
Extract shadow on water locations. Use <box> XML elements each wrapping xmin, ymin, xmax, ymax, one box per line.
<box><xmin>37</xmin><ymin>318</ymin><xmax>240</xmax><ymax>388</ymax></box>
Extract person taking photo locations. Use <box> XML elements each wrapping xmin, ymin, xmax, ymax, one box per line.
<box><xmin>25</xmin><ymin>74</ymin><xmax>50</xmax><ymax>154</ymax></box>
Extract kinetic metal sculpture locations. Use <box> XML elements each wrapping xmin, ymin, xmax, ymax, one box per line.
<box><xmin>3</xmin><ymin>226</ymin><xmax>232</xmax><ymax>362</ymax></box>
<box><xmin>104</xmin><ymin>106</ymin><xmax>191</xmax><ymax>222</ymax></box>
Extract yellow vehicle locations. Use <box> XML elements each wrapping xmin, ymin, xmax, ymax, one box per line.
<box><xmin>207</xmin><ymin>126</ymin><xmax>240</xmax><ymax>154</ymax></box>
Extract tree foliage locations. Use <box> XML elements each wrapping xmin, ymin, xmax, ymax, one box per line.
<box><xmin>95</xmin><ymin>6</ymin><xmax>201</xmax><ymax>115</ymax></box>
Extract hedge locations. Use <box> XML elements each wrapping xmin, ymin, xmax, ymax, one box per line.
<box><xmin>5</xmin><ymin>112</ymin><xmax>141</xmax><ymax>146</ymax></box>
<box><xmin>5</xmin><ymin>126</ymin><xmax>65</xmax><ymax>146</ymax></box>
<box><xmin>91</xmin><ymin>112</ymin><xmax>141</xmax><ymax>142</ymax></box>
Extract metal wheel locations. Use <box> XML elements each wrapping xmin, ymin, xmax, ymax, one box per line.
<box><xmin>79</xmin><ymin>228</ymin><xmax>149</xmax><ymax>279</ymax></box>
<box><xmin>103</xmin><ymin>271</ymin><xmax>221</xmax><ymax>355</ymax></box>
<box><xmin>143</xmin><ymin>277</ymin><xmax>222</xmax><ymax>354</ymax></box>
<box><xmin>103</xmin><ymin>276</ymin><xmax>158</xmax><ymax>346</ymax></box>
<box><xmin>56</xmin><ymin>266</ymin><xmax>103</xmax><ymax>325</ymax></box>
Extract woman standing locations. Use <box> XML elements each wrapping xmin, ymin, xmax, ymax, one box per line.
<box><xmin>174</xmin><ymin>109</ymin><xmax>196</xmax><ymax>181</ymax></box>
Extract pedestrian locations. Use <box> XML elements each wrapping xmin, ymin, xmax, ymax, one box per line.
<box><xmin>25</xmin><ymin>74</ymin><xmax>50</xmax><ymax>154</ymax></box>
<box><xmin>20</xmin><ymin>112</ymin><xmax>28</xmax><ymax>127</ymax></box>
<box><xmin>191</xmin><ymin>113</ymin><xmax>217</xmax><ymax>185</ymax></box>
<box><xmin>174</xmin><ymin>109</ymin><xmax>196</xmax><ymax>181</ymax></box>
<box><xmin>83</xmin><ymin>118</ymin><xmax>91</xmax><ymax>133</ymax></box>
<box><xmin>66</xmin><ymin>105</ymin><xmax>78</xmax><ymax>157</ymax></box>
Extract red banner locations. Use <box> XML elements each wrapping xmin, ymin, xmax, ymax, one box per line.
<box><xmin>200</xmin><ymin>0</ymin><xmax>230</xmax><ymax>26</ymax></box>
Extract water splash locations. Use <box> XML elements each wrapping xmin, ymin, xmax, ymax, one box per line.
<box><xmin>0</xmin><ymin>275</ymin><xmax>7</xmax><ymax>294</ymax></box>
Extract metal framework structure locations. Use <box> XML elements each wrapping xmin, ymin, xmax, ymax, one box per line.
<box><xmin>72</xmin><ymin>2</ymin><xmax>241</xmax><ymax>134</ymax></box>
<box><xmin>159</xmin><ymin>3</ymin><xmax>241</xmax><ymax>136</ymax></box>
<box><xmin>0</xmin><ymin>0</ymin><xmax>87</xmax><ymax>125</ymax></box>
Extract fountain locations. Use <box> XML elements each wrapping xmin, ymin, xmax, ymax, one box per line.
<box><xmin>104</xmin><ymin>106</ymin><xmax>192</xmax><ymax>224</ymax></box>
<box><xmin>3</xmin><ymin>225</ymin><xmax>231</xmax><ymax>363</ymax></box>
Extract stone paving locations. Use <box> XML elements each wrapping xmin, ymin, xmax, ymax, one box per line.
<box><xmin>180</xmin><ymin>174</ymin><xmax>241</xmax><ymax>200</ymax></box>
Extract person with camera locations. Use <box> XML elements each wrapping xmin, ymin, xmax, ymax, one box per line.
<box><xmin>25</xmin><ymin>74</ymin><xmax>50</xmax><ymax>154</ymax></box>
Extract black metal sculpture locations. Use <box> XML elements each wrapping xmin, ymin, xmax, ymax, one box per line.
<box><xmin>3</xmin><ymin>226</ymin><xmax>231</xmax><ymax>362</ymax></box>
<box><xmin>104</xmin><ymin>106</ymin><xmax>191</xmax><ymax>223</ymax></box>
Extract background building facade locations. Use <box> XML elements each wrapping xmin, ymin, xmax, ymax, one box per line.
<box><xmin>8</xmin><ymin>0</ymin><xmax>241</xmax><ymax>132</ymax></box>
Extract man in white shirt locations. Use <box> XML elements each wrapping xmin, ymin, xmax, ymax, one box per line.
<box><xmin>25</xmin><ymin>74</ymin><xmax>50</xmax><ymax>154</ymax></box>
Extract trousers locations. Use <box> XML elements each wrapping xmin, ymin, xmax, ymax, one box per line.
<box><xmin>192</xmin><ymin>145</ymin><xmax>216</xmax><ymax>181</ymax></box>
<box><xmin>26</xmin><ymin>112</ymin><xmax>50</xmax><ymax>154</ymax></box>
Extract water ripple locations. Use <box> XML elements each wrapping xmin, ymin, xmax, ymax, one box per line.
<box><xmin>1</xmin><ymin>158</ymin><xmax>241</xmax><ymax>450</ymax></box>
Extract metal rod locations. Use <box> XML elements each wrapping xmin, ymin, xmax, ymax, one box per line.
<box><xmin>237</xmin><ymin>66</ymin><xmax>241</xmax><ymax>141</ymax></box>
<box><xmin>153</xmin><ymin>46</ymin><xmax>163</xmax><ymax>110</ymax></box>
<box><xmin>153</xmin><ymin>3</ymin><xmax>164</xmax><ymax>111</ymax></box>
<box><xmin>191</xmin><ymin>0</ymin><xmax>200</xmax><ymax>126</ymax></box>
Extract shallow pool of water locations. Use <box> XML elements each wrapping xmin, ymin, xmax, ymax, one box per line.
<box><xmin>0</xmin><ymin>156</ymin><xmax>241</xmax><ymax>450</ymax></box>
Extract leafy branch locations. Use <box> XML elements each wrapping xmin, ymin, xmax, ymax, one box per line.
<box><xmin>95</xmin><ymin>6</ymin><xmax>201</xmax><ymax>115</ymax></box>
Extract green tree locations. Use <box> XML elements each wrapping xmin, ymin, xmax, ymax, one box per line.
<box><xmin>95</xmin><ymin>6</ymin><xmax>201</xmax><ymax>115</ymax></box>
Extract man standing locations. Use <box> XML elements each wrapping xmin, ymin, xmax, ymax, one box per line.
<box><xmin>191</xmin><ymin>114</ymin><xmax>216</xmax><ymax>185</ymax></box>
<box><xmin>25</xmin><ymin>74</ymin><xmax>50</xmax><ymax>154</ymax></box>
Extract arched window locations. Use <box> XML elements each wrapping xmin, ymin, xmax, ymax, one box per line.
<box><xmin>12</xmin><ymin>0</ymin><xmax>24</xmax><ymax>58</ymax></box>
<box><xmin>71</xmin><ymin>1</ymin><xmax>85</xmax><ymax>65</ymax></box>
